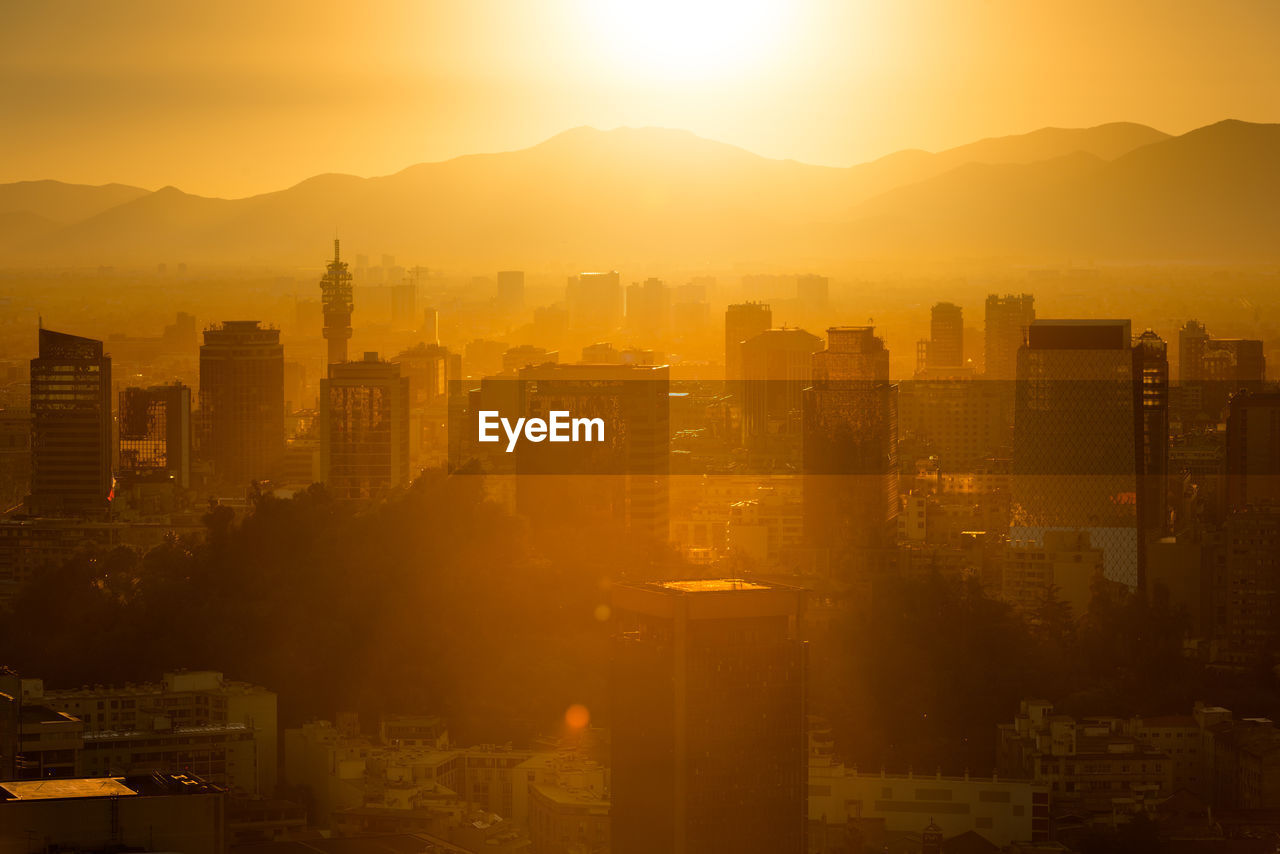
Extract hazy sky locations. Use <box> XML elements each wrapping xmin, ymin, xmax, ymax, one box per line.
<box><xmin>4</xmin><ymin>0</ymin><xmax>1278</xmax><ymax>197</ymax></box>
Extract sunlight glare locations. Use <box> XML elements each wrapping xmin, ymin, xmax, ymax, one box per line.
<box><xmin>588</xmin><ymin>0</ymin><xmax>788</xmax><ymax>81</ymax></box>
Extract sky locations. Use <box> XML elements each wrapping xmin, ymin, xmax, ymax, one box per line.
<box><xmin>3</xmin><ymin>0</ymin><xmax>1279</xmax><ymax>198</ymax></box>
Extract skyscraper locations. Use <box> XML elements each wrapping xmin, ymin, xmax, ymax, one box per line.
<box><xmin>796</xmin><ymin>273</ymin><xmax>829</xmax><ymax>311</ymax></box>
<box><xmin>199</xmin><ymin>321</ymin><xmax>284</xmax><ymax>487</ymax></box>
<box><xmin>984</xmin><ymin>293</ymin><xmax>1035</xmax><ymax>380</ymax></box>
<box><xmin>497</xmin><ymin>270</ymin><xmax>525</xmax><ymax>313</ymax></box>
<box><xmin>1134</xmin><ymin>330</ymin><xmax>1170</xmax><ymax>549</ymax></box>
<box><xmin>28</xmin><ymin>329</ymin><xmax>112</xmax><ymax>517</ymax></box>
<box><xmin>803</xmin><ymin>327</ymin><xmax>898</xmax><ymax>557</ymax></box>
<box><xmin>1178</xmin><ymin>320</ymin><xmax>1265</xmax><ymax>421</ymax></box>
<box><xmin>724</xmin><ymin>302</ymin><xmax>772</xmax><ymax>395</ymax></box>
<box><xmin>514</xmin><ymin>362</ymin><xmax>670</xmax><ymax>541</ymax></box>
<box><xmin>740</xmin><ymin>328</ymin><xmax>822</xmax><ymax>453</ymax></box>
<box><xmin>925</xmin><ymin>301</ymin><xmax>964</xmax><ymax>372</ymax></box>
<box><xmin>1224</xmin><ymin>390</ymin><xmax>1280</xmax><ymax>512</ymax></box>
<box><xmin>625</xmin><ymin>277</ymin><xmax>670</xmax><ymax>339</ymax></box>
<box><xmin>118</xmin><ymin>383</ymin><xmax>192</xmax><ymax>489</ymax></box>
<box><xmin>320</xmin><ymin>353</ymin><xmax>411</xmax><ymax>501</ymax></box>
<box><xmin>611</xmin><ymin>579</ymin><xmax>807</xmax><ymax>854</ymax></box>
<box><xmin>319</xmin><ymin>239</ymin><xmax>354</xmax><ymax>367</ymax></box>
<box><xmin>1011</xmin><ymin>320</ymin><xmax>1161</xmax><ymax>589</ymax></box>
<box><xmin>566</xmin><ymin>271</ymin><xmax>623</xmax><ymax>334</ymax></box>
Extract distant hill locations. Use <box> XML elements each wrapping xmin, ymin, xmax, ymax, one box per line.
<box><xmin>3</xmin><ymin>120</ymin><xmax>1277</xmax><ymax>267</ymax></box>
<box><xmin>0</xmin><ymin>180</ymin><xmax>149</xmax><ymax>225</ymax></box>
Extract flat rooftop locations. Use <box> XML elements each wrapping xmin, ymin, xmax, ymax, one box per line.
<box><xmin>659</xmin><ymin>579</ymin><xmax>772</xmax><ymax>593</ymax></box>
<box><xmin>1</xmin><ymin>777</ymin><xmax>137</xmax><ymax>801</ymax></box>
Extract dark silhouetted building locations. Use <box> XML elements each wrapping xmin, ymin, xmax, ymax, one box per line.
<box><xmin>803</xmin><ymin>327</ymin><xmax>898</xmax><ymax>557</ymax></box>
<box><xmin>724</xmin><ymin>302</ymin><xmax>772</xmax><ymax>397</ymax></box>
<box><xmin>118</xmin><ymin>383</ymin><xmax>192</xmax><ymax>489</ymax></box>
<box><xmin>320</xmin><ymin>353</ymin><xmax>411</xmax><ymax>501</ymax></box>
<box><xmin>612</xmin><ymin>579</ymin><xmax>807</xmax><ymax>854</ymax></box>
<box><xmin>1180</xmin><ymin>320</ymin><xmax>1266</xmax><ymax>420</ymax></box>
<box><xmin>1012</xmin><ymin>320</ymin><xmax>1165</xmax><ymax>589</ymax></box>
<box><xmin>319</xmin><ymin>239</ymin><xmax>354</xmax><ymax>367</ymax></box>
<box><xmin>28</xmin><ymin>329</ymin><xmax>112</xmax><ymax>517</ymax></box>
<box><xmin>513</xmin><ymin>363</ymin><xmax>670</xmax><ymax>541</ymax></box>
<box><xmin>741</xmin><ymin>328</ymin><xmax>823</xmax><ymax>453</ymax></box>
<box><xmin>984</xmin><ymin>293</ymin><xmax>1035</xmax><ymax>380</ymax></box>
<box><xmin>1225</xmin><ymin>391</ymin><xmax>1280</xmax><ymax>512</ymax></box>
<box><xmin>919</xmin><ymin>301</ymin><xmax>964</xmax><ymax>373</ymax></box>
<box><xmin>199</xmin><ymin>321</ymin><xmax>284</xmax><ymax>487</ymax></box>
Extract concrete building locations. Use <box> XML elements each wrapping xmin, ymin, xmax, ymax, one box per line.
<box><xmin>998</xmin><ymin>700</ymin><xmax>1174</xmax><ymax>814</ymax></box>
<box><xmin>1002</xmin><ymin>530</ymin><xmax>1106</xmax><ymax>617</ymax></box>
<box><xmin>611</xmin><ymin>579</ymin><xmax>807</xmax><ymax>854</ymax></box>
<box><xmin>199</xmin><ymin>321</ymin><xmax>284</xmax><ymax>487</ymax></box>
<box><xmin>724</xmin><ymin>302</ymin><xmax>773</xmax><ymax>398</ymax></box>
<box><xmin>0</xmin><ymin>774</ymin><xmax>226</xmax><ymax>854</ymax></box>
<box><xmin>28</xmin><ymin>328</ymin><xmax>112</xmax><ymax>517</ymax></box>
<box><xmin>566</xmin><ymin>271</ymin><xmax>623</xmax><ymax>334</ymax></box>
<box><xmin>319</xmin><ymin>353</ymin><xmax>411</xmax><ymax>501</ymax></box>
<box><xmin>118</xmin><ymin>382</ymin><xmax>192</xmax><ymax>489</ymax></box>
<box><xmin>809</xmin><ymin>725</ymin><xmax>1048</xmax><ymax>848</ymax></box>
<box><xmin>984</xmin><ymin>294</ymin><xmax>1035</xmax><ymax>381</ymax></box>
<box><xmin>25</xmin><ymin>670</ymin><xmax>277</xmax><ymax>796</ymax></box>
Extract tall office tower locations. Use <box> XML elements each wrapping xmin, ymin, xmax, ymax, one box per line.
<box><xmin>199</xmin><ymin>321</ymin><xmax>284</xmax><ymax>487</ymax></box>
<box><xmin>984</xmin><ymin>293</ymin><xmax>1035</xmax><ymax>380</ymax></box>
<box><xmin>796</xmin><ymin>273</ymin><xmax>829</xmax><ymax>311</ymax></box>
<box><xmin>319</xmin><ymin>239</ymin><xmax>354</xmax><ymax>367</ymax></box>
<box><xmin>320</xmin><ymin>353</ymin><xmax>411</xmax><ymax>501</ymax></box>
<box><xmin>740</xmin><ymin>328</ymin><xmax>823</xmax><ymax>453</ymax></box>
<box><xmin>1224</xmin><ymin>391</ymin><xmax>1280</xmax><ymax>512</ymax></box>
<box><xmin>924</xmin><ymin>302</ymin><xmax>964</xmax><ymax>372</ymax></box>
<box><xmin>1134</xmin><ymin>331</ymin><xmax>1170</xmax><ymax>548</ymax></box>
<box><xmin>612</xmin><ymin>579</ymin><xmax>807</xmax><ymax>854</ymax></box>
<box><xmin>514</xmin><ymin>363</ymin><xmax>670</xmax><ymax>541</ymax></box>
<box><xmin>566</xmin><ymin>271</ymin><xmax>623</xmax><ymax>334</ymax></box>
<box><xmin>803</xmin><ymin>327</ymin><xmax>898</xmax><ymax>557</ymax></box>
<box><xmin>389</xmin><ymin>281</ymin><xmax>416</xmax><ymax>331</ymax></box>
<box><xmin>1209</xmin><ymin>507</ymin><xmax>1280</xmax><ymax>665</ymax></box>
<box><xmin>724</xmin><ymin>302</ymin><xmax>773</xmax><ymax>395</ymax></box>
<box><xmin>625</xmin><ymin>277</ymin><xmax>670</xmax><ymax>339</ymax></box>
<box><xmin>496</xmin><ymin>270</ymin><xmax>525</xmax><ymax>313</ymax></box>
<box><xmin>28</xmin><ymin>329</ymin><xmax>112</xmax><ymax>517</ymax></box>
<box><xmin>1012</xmin><ymin>320</ymin><xmax>1151</xmax><ymax>589</ymax></box>
<box><xmin>1178</xmin><ymin>320</ymin><xmax>1265</xmax><ymax>420</ymax></box>
<box><xmin>118</xmin><ymin>384</ymin><xmax>192</xmax><ymax>489</ymax></box>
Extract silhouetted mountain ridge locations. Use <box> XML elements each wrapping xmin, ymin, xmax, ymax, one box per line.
<box><xmin>2</xmin><ymin>120</ymin><xmax>1276</xmax><ymax>266</ymax></box>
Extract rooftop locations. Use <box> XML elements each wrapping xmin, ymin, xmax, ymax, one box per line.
<box><xmin>659</xmin><ymin>578</ymin><xmax>772</xmax><ymax>593</ymax></box>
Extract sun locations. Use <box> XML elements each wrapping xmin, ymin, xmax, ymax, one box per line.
<box><xmin>586</xmin><ymin>0</ymin><xmax>789</xmax><ymax>81</ymax></box>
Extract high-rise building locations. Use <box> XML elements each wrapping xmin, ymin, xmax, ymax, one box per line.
<box><xmin>625</xmin><ymin>277</ymin><xmax>670</xmax><ymax>339</ymax></box>
<box><xmin>1011</xmin><ymin>320</ymin><xmax>1163</xmax><ymax>589</ymax></box>
<box><xmin>513</xmin><ymin>363</ymin><xmax>670</xmax><ymax>541</ymax></box>
<box><xmin>1134</xmin><ymin>330</ymin><xmax>1170</xmax><ymax>547</ymax></box>
<box><xmin>922</xmin><ymin>302</ymin><xmax>964</xmax><ymax>372</ymax></box>
<box><xmin>497</xmin><ymin>270</ymin><xmax>525</xmax><ymax>313</ymax></box>
<box><xmin>796</xmin><ymin>273</ymin><xmax>829</xmax><ymax>311</ymax></box>
<box><xmin>320</xmin><ymin>353</ymin><xmax>411</xmax><ymax>501</ymax></box>
<box><xmin>1224</xmin><ymin>390</ymin><xmax>1280</xmax><ymax>512</ymax></box>
<box><xmin>199</xmin><ymin>321</ymin><xmax>284</xmax><ymax>487</ymax></box>
<box><xmin>319</xmin><ymin>239</ymin><xmax>354</xmax><ymax>367</ymax></box>
<box><xmin>1178</xmin><ymin>320</ymin><xmax>1265</xmax><ymax>420</ymax></box>
<box><xmin>740</xmin><ymin>328</ymin><xmax>823</xmax><ymax>452</ymax></box>
<box><xmin>118</xmin><ymin>383</ymin><xmax>191</xmax><ymax>489</ymax></box>
<box><xmin>803</xmin><ymin>327</ymin><xmax>898</xmax><ymax>556</ymax></box>
<box><xmin>611</xmin><ymin>579</ymin><xmax>807</xmax><ymax>854</ymax></box>
<box><xmin>567</xmin><ymin>271</ymin><xmax>623</xmax><ymax>334</ymax></box>
<box><xmin>984</xmin><ymin>294</ymin><xmax>1035</xmax><ymax>380</ymax></box>
<box><xmin>28</xmin><ymin>329</ymin><xmax>112</xmax><ymax>517</ymax></box>
<box><xmin>1208</xmin><ymin>507</ymin><xmax>1280</xmax><ymax>665</ymax></box>
<box><xmin>724</xmin><ymin>302</ymin><xmax>772</xmax><ymax>395</ymax></box>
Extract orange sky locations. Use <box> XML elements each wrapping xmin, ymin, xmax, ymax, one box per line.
<box><xmin>4</xmin><ymin>0</ymin><xmax>1278</xmax><ymax>198</ymax></box>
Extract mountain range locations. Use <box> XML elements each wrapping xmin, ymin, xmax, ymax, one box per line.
<box><xmin>1</xmin><ymin>119</ymin><xmax>1276</xmax><ymax>268</ymax></box>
